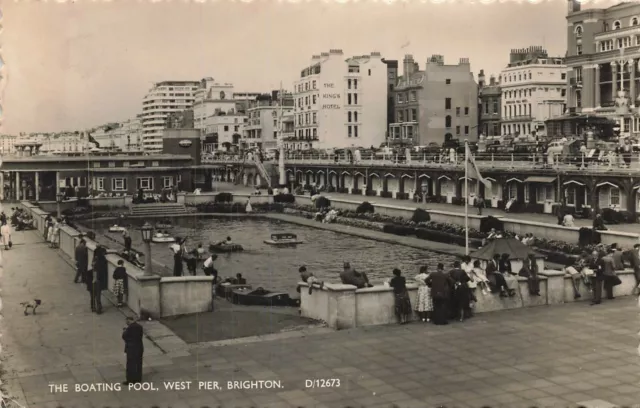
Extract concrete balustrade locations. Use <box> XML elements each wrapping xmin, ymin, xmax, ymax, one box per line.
<box><xmin>299</xmin><ymin>268</ymin><xmax>637</xmax><ymax>329</ymax></box>
<box><xmin>18</xmin><ymin>201</ymin><xmax>214</xmax><ymax>318</ymax></box>
<box><xmin>183</xmin><ymin>192</ymin><xmax>274</xmax><ymax>205</ymax></box>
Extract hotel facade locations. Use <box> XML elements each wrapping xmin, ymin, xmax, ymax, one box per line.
<box><xmin>499</xmin><ymin>47</ymin><xmax>566</xmax><ymax>137</ymax></box>
<box><xmin>566</xmin><ymin>1</ymin><xmax>640</xmax><ymax>137</ymax></box>
<box><xmin>292</xmin><ymin>50</ymin><xmax>389</xmax><ymax>150</ymax></box>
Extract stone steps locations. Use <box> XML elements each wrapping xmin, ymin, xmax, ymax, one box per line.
<box><xmin>130</xmin><ymin>203</ymin><xmax>188</xmax><ymax>217</ymax></box>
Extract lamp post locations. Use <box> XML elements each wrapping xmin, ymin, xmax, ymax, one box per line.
<box><xmin>56</xmin><ymin>192</ymin><xmax>64</xmax><ymax>219</ymax></box>
<box><xmin>140</xmin><ymin>222</ymin><xmax>153</xmax><ymax>276</ymax></box>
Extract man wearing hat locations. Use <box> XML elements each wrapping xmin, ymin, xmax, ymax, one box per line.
<box><xmin>122</xmin><ymin>316</ymin><xmax>144</xmax><ymax>385</ymax></box>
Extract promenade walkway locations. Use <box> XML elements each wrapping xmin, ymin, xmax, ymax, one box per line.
<box><xmin>2</xmin><ymin>229</ymin><xmax>640</xmax><ymax>408</ymax></box>
<box><xmin>215</xmin><ymin>182</ymin><xmax>640</xmax><ymax>235</ymax></box>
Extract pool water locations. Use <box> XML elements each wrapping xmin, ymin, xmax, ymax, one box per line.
<box><xmin>92</xmin><ymin>216</ymin><xmax>456</xmax><ymax>294</ymax></box>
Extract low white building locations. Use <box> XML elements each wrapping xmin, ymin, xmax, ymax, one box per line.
<box><xmin>0</xmin><ymin>134</ymin><xmax>18</xmax><ymax>154</ymax></box>
<box><xmin>244</xmin><ymin>91</ymin><xmax>294</xmax><ymax>150</ymax></box>
<box><xmin>204</xmin><ymin>113</ymin><xmax>246</xmax><ymax>151</ymax></box>
<box><xmin>91</xmin><ymin>118</ymin><xmax>143</xmax><ymax>151</ymax></box>
<box><xmin>193</xmin><ymin>77</ymin><xmax>260</xmax><ymax>132</ymax></box>
<box><xmin>500</xmin><ymin>46</ymin><xmax>567</xmax><ymax>137</ymax></box>
<box><xmin>292</xmin><ymin>50</ymin><xmax>389</xmax><ymax>150</ymax></box>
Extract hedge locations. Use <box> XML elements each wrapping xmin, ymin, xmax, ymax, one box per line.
<box><xmin>215</xmin><ymin>193</ymin><xmax>234</xmax><ymax>203</ymax></box>
<box><xmin>273</xmin><ymin>194</ymin><xmax>295</xmax><ymax>204</ymax></box>
<box><xmin>196</xmin><ymin>202</ymin><xmax>284</xmax><ymax>214</ymax></box>
<box><xmin>411</xmin><ymin>208</ymin><xmax>431</xmax><ymax>223</ymax></box>
<box><xmin>356</xmin><ymin>201</ymin><xmax>375</xmax><ymax>214</ymax></box>
<box><xmin>315</xmin><ymin>196</ymin><xmax>331</xmax><ymax>209</ymax></box>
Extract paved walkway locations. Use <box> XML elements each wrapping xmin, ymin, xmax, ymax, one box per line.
<box><xmin>2</xmin><ymin>228</ymin><xmax>640</xmax><ymax>408</ymax></box>
<box><xmin>215</xmin><ymin>182</ymin><xmax>640</xmax><ymax>234</ymax></box>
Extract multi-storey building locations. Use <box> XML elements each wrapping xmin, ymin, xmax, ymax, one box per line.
<box><xmin>280</xmin><ymin>111</ymin><xmax>297</xmax><ymax>150</ymax></box>
<box><xmin>192</xmin><ymin>78</ymin><xmax>259</xmax><ymax>132</ymax></box>
<box><xmin>292</xmin><ymin>50</ymin><xmax>389</xmax><ymax>150</ymax></box>
<box><xmin>478</xmin><ymin>70</ymin><xmax>502</xmax><ymax>137</ymax></box>
<box><xmin>0</xmin><ymin>134</ymin><xmax>18</xmax><ymax>154</ymax></box>
<box><xmin>565</xmin><ymin>0</ymin><xmax>640</xmax><ymax>136</ymax></box>
<box><xmin>500</xmin><ymin>47</ymin><xmax>566</xmax><ymax>137</ymax></box>
<box><xmin>244</xmin><ymin>90</ymin><xmax>294</xmax><ymax>150</ymax></box>
<box><xmin>203</xmin><ymin>112</ymin><xmax>246</xmax><ymax>151</ymax></box>
<box><xmin>166</xmin><ymin>109</ymin><xmax>195</xmax><ymax>129</ymax></box>
<box><xmin>140</xmin><ymin>81</ymin><xmax>199</xmax><ymax>152</ymax></box>
<box><xmin>383</xmin><ymin>59</ymin><xmax>399</xmax><ymax>137</ymax></box>
<box><xmin>389</xmin><ymin>54</ymin><xmax>479</xmax><ymax>146</ymax></box>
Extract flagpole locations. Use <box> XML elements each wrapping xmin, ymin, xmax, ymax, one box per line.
<box><xmin>464</xmin><ymin>139</ymin><xmax>469</xmax><ymax>255</ymax></box>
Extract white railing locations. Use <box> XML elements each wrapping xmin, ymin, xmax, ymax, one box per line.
<box><xmin>254</xmin><ymin>158</ymin><xmax>271</xmax><ymax>186</ymax></box>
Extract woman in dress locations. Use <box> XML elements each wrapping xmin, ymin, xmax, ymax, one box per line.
<box><xmin>499</xmin><ymin>253</ymin><xmax>519</xmax><ymax>296</ymax></box>
<box><xmin>1</xmin><ymin>222</ymin><xmax>11</xmax><ymax>250</ymax></box>
<box><xmin>460</xmin><ymin>255</ymin><xmax>477</xmax><ymax>303</ymax></box>
<box><xmin>389</xmin><ymin>268</ymin><xmax>412</xmax><ymax>325</ymax></box>
<box><xmin>245</xmin><ymin>198</ymin><xmax>253</xmax><ymax>213</ymax></box>
<box><xmin>414</xmin><ymin>265</ymin><xmax>432</xmax><ymax>322</ymax></box>
<box><xmin>470</xmin><ymin>260</ymin><xmax>490</xmax><ymax>294</ymax></box>
<box><xmin>50</xmin><ymin>218</ymin><xmax>60</xmax><ymax>248</ymax></box>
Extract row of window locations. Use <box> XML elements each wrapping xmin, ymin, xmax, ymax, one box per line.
<box><xmin>297</xmin><ymin>128</ymin><xmax>318</xmax><ymax>139</ymax></box>
<box><xmin>503</xmin><ymin>85</ymin><xmax>565</xmax><ymax>100</ymax></box>
<box><xmin>92</xmin><ymin>161</ymin><xmax>159</xmax><ymax>168</ymax></box>
<box><xmin>598</xmin><ymin>35</ymin><xmax>640</xmax><ymax>52</ymax></box>
<box><xmin>503</xmin><ymin>104</ymin><xmax>533</xmax><ymax>119</ymax></box>
<box><xmin>297</xmin><ymin>112</ymin><xmax>317</xmax><ymax>126</ymax></box>
<box><xmin>443</xmin><ymin>99</ymin><xmax>471</xmax><ymax>113</ymax></box>
<box><xmin>347</xmin><ymin>125</ymin><xmax>359</xmax><ymax>138</ymax></box>
<box><xmin>576</xmin><ymin>17</ymin><xmax>640</xmax><ymax>36</ymax></box>
<box><xmin>483</xmin><ymin>101</ymin><xmax>500</xmax><ymax>115</ymax></box>
<box><xmin>92</xmin><ymin>176</ymin><xmax>176</xmax><ymax>192</ymax></box>
<box><xmin>503</xmin><ymin>123</ymin><xmax>535</xmax><ymax>135</ymax></box>
<box><xmin>297</xmin><ymin>80</ymin><xmax>318</xmax><ymax>93</ymax></box>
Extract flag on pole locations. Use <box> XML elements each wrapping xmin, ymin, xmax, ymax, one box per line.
<box><xmin>466</xmin><ymin>144</ymin><xmax>491</xmax><ymax>189</ymax></box>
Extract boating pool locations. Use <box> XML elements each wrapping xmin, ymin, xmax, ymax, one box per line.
<box><xmin>91</xmin><ymin>216</ymin><xmax>456</xmax><ymax>294</ymax></box>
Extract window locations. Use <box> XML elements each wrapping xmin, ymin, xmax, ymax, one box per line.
<box><xmin>152</xmin><ymin>161</ymin><xmax>159</xmax><ymax>167</ymax></box>
<box><xmin>577</xmin><ymin>45</ymin><xmax>583</xmax><ymax>55</ymax></box>
<box><xmin>273</xmin><ymin>131</ymin><xmax>277</xmax><ymax>139</ymax></box>
<box><xmin>163</xmin><ymin>176</ymin><xmax>173</xmax><ymax>188</ymax></box>
<box><xmin>445</xmin><ymin>115</ymin><xmax>452</xmax><ymax>128</ymax></box>
<box><xmin>398</xmin><ymin>111</ymin><xmax>404</xmax><ymax>122</ymax></box>
<box><xmin>614</xmin><ymin>20</ymin><xmax>621</xmax><ymax>30</ymax></box>
<box><xmin>396</xmin><ymin>94</ymin><xmax>403</xmax><ymax>103</ymax></box>
<box><xmin>354</xmin><ymin>126</ymin><xmax>358</xmax><ymax>137</ymax></box>
<box><xmin>537</xmin><ymin>185</ymin><xmax>554</xmax><ymax>203</ymax></box>
<box><xmin>509</xmin><ymin>184</ymin><xmax>517</xmax><ymax>200</ymax></box>
<box><xmin>312</xmin><ymin>95</ymin><xmax>317</xmax><ymax>104</ymax></box>
<box><xmin>566</xmin><ymin>186</ymin><xmax>576</xmax><ymax>206</ymax></box>
<box><xmin>529</xmin><ymin>72</ymin><xmax>532</xmax><ymax>80</ymax></box>
<box><xmin>464</xmin><ymin>107</ymin><xmax>469</xmax><ymax>115</ymax></box>
<box><xmin>108</xmin><ymin>162</ymin><xmax>115</xmax><ymax>168</ymax></box>
<box><xmin>224</xmin><ymin>125</ymin><xmax>229</xmax><ymax>131</ymax></box>
<box><xmin>561</xmin><ymin>73</ymin><xmax>566</xmax><ymax>80</ymax></box>
<box><xmin>456</xmin><ymin>107</ymin><xmax>461</xmax><ymax>117</ymax></box>
<box><xmin>312</xmin><ymin>80</ymin><xmax>316</xmax><ymax>89</ymax></box>
<box><xmin>575</xmin><ymin>25</ymin><xmax>583</xmax><ymax>37</ymax></box>
<box><xmin>445</xmin><ymin>98</ymin><xmax>452</xmax><ymax>110</ymax></box>
<box><xmin>354</xmin><ymin>112</ymin><xmax>358</xmax><ymax>122</ymax></box>
<box><xmin>234</xmin><ymin>126</ymin><xmax>239</xmax><ymax>132</ymax></box>
<box><xmin>354</xmin><ymin>94</ymin><xmax>358</xmax><ymax>105</ymax></box>
<box><xmin>445</xmin><ymin>79</ymin><xmax>451</xmax><ymax>85</ymax></box>
<box><xmin>354</xmin><ymin>80</ymin><xmax>358</xmax><ymax>90</ymax></box>
<box><xmin>112</xmin><ymin>178</ymin><xmax>127</xmax><ymax>192</ymax></box>
<box><xmin>348</xmin><ymin>94</ymin><xmax>352</xmax><ymax>105</ymax></box>
<box><xmin>137</xmin><ymin>177</ymin><xmax>153</xmax><ymax>191</ymax></box>
<box><xmin>464</xmin><ymin>126</ymin><xmax>469</xmax><ymax>135</ymax></box>
<box><xmin>485</xmin><ymin>103</ymin><xmax>489</xmax><ymax>114</ymax></box>
<box><xmin>368</xmin><ymin>69</ymin><xmax>371</xmax><ymax>76</ymax></box>
<box><xmin>348</xmin><ymin>126</ymin><xmax>352</xmax><ymax>137</ymax></box>
<box><xmin>348</xmin><ymin>79</ymin><xmax>352</xmax><ymax>89</ymax></box>
<box><xmin>348</xmin><ymin>112</ymin><xmax>352</xmax><ymax>122</ymax></box>
<box><xmin>313</xmin><ymin>129</ymin><xmax>317</xmax><ymax>138</ymax></box>
<box><xmin>312</xmin><ymin>112</ymin><xmax>317</xmax><ymax>123</ymax></box>
<box><xmin>610</xmin><ymin>187</ymin><xmax>621</xmax><ymax>206</ymax></box>
<box><xmin>493</xmin><ymin>101</ymin><xmax>498</xmax><ymax>114</ymax></box>
<box><xmin>633</xmin><ymin>17</ymin><xmax>639</xmax><ymax>26</ymax></box>
<box><xmin>410</xmin><ymin>91</ymin><xmax>416</xmax><ymax>102</ymax></box>
<box><xmin>95</xmin><ymin>177</ymin><xmax>105</xmax><ymax>191</ymax></box>
<box><xmin>456</xmin><ymin>126</ymin><xmax>461</xmax><ymax>135</ymax></box>
<box><xmin>92</xmin><ymin>162</ymin><xmax>100</xmax><ymax>168</ymax></box>
<box><xmin>410</xmin><ymin>109</ymin><xmax>416</xmax><ymax>121</ymax></box>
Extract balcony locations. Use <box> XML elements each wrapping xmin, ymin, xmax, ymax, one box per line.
<box><xmin>569</xmin><ymin>78</ymin><xmax>582</xmax><ymax>87</ymax></box>
<box><xmin>501</xmin><ymin>115</ymin><xmax>533</xmax><ymax>122</ymax></box>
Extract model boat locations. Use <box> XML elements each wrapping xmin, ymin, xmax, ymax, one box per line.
<box><xmin>108</xmin><ymin>225</ymin><xmax>126</xmax><ymax>233</ymax></box>
<box><xmin>263</xmin><ymin>233</ymin><xmax>304</xmax><ymax>246</ymax></box>
<box><xmin>230</xmin><ymin>287</ymin><xmax>300</xmax><ymax>307</ymax></box>
<box><xmin>209</xmin><ymin>243</ymin><xmax>244</xmax><ymax>253</ymax></box>
<box><xmin>151</xmin><ymin>234</ymin><xmax>175</xmax><ymax>243</ymax></box>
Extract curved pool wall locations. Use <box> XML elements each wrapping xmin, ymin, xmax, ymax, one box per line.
<box><xmin>19</xmin><ymin>201</ymin><xmax>214</xmax><ymax>319</ymax></box>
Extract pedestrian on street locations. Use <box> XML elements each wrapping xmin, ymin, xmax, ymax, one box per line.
<box><xmin>74</xmin><ymin>238</ymin><xmax>88</xmax><ymax>284</ymax></box>
<box><xmin>122</xmin><ymin>316</ymin><xmax>144</xmax><ymax>385</ymax></box>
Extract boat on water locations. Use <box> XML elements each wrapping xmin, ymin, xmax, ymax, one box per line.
<box><xmin>216</xmin><ymin>283</ymin><xmax>252</xmax><ymax>300</ymax></box>
<box><xmin>108</xmin><ymin>225</ymin><xmax>126</xmax><ymax>233</ymax></box>
<box><xmin>230</xmin><ymin>287</ymin><xmax>300</xmax><ymax>307</ymax></box>
<box><xmin>151</xmin><ymin>234</ymin><xmax>175</xmax><ymax>243</ymax></box>
<box><xmin>209</xmin><ymin>243</ymin><xmax>244</xmax><ymax>253</ymax></box>
<box><xmin>155</xmin><ymin>223</ymin><xmax>173</xmax><ymax>229</ymax></box>
<box><xmin>263</xmin><ymin>233</ymin><xmax>304</xmax><ymax>246</ymax></box>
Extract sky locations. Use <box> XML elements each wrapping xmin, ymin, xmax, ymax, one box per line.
<box><xmin>2</xmin><ymin>0</ymin><xmax>583</xmax><ymax>134</ymax></box>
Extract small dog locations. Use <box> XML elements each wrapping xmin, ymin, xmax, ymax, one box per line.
<box><xmin>20</xmin><ymin>299</ymin><xmax>42</xmax><ymax>315</ymax></box>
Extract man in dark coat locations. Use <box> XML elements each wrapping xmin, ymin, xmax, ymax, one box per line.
<box><xmin>448</xmin><ymin>261</ymin><xmax>472</xmax><ymax>321</ymax></box>
<box><xmin>593</xmin><ymin>214</ymin><xmax>607</xmax><ymax>231</ymax></box>
<box><xmin>627</xmin><ymin>244</ymin><xmax>640</xmax><ymax>292</ymax></box>
<box><xmin>339</xmin><ymin>262</ymin><xmax>373</xmax><ymax>288</ymax></box>
<box><xmin>520</xmin><ymin>254</ymin><xmax>540</xmax><ymax>296</ymax></box>
<box><xmin>122</xmin><ymin>316</ymin><xmax>144</xmax><ymax>385</ymax></box>
<box><xmin>74</xmin><ymin>239</ymin><xmax>88</xmax><ymax>284</ymax></box>
<box><xmin>425</xmin><ymin>263</ymin><xmax>454</xmax><ymax>325</ymax></box>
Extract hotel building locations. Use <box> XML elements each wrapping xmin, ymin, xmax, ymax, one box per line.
<box><xmin>244</xmin><ymin>90</ymin><xmax>294</xmax><ymax>150</ymax></box>
<box><xmin>140</xmin><ymin>81</ymin><xmax>199</xmax><ymax>152</ymax></box>
<box><xmin>565</xmin><ymin>0</ymin><xmax>640</xmax><ymax>136</ymax></box>
<box><xmin>389</xmin><ymin>54</ymin><xmax>478</xmax><ymax>146</ymax></box>
<box><xmin>499</xmin><ymin>47</ymin><xmax>566</xmax><ymax>137</ymax></box>
<box><xmin>292</xmin><ymin>50</ymin><xmax>389</xmax><ymax>150</ymax></box>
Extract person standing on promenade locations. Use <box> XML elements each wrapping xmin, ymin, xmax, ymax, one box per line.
<box><xmin>425</xmin><ymin>263</ymin><xmax>453</xmax><ymax>325</ymax></box>
<box><xmin>122</xmin><ymin>316</ymin><xmax>144</xmax><ymax>385</ymax></box>
<box><xmin>388</xmin><ymin>269</ymin><xmax>412</xmax><ymax>325</ymax></box>
<box><xmin>74</xmin><ymin>238</ymin><xmax>88</xmax><ymax>284</ymax></box>
<box><xmin>91</xmin><ymin>246</ymin><xmax>109</xmax><ymax>314</ymax></box>
<box><xmin>414</xmin><ymin>265</ymin><xmax>432</xmax><ymax>322</ymax></box>
<box><xmin>1</xmin><ymin>221</ymin><xmax>11</xmax><ymax>250</ymax></box>
<box><xmin>171</xmin><ymin>238</ymin><xmax>184</xmax><ymax>277</ymax></box>
<box><xmin>123</xmin><ymin>230</ymin><xmax>132</xmax><ymax>252</ymax></box>
<box><xmin>448</xmin><ymin>261</ymin><xmax>472</xmax><ymax>322</ymax></box>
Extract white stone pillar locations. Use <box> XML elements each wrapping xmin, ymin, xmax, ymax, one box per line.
<box><xmin>55</xmin><ymin>171</ymin><xmax>60</xmax><ymax>196</ymax></box>
<box><xmin>630</xmin><ymin>59</ymin><xmax>636</xmax><ymax>108</ymax></box>
<box><xmin>595</xmin><ymin>64</ymin><xmax>601</xmax><ymax>108</ymax></box>
<box><xmin>35</xmin><ymin>172</ymin><xmax>40</xmax><ymax>201</ymax></box>
<box><xmin>15</xmin><ymin>172</ymin><xmax>20</xmax><ymax>201</ymax></box>
<box><xmin>612</xmin><ymin>62</ymin><xmax>618</xmax><ymax>98</ymax></box>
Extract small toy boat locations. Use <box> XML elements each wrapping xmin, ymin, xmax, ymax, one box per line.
<box><xmin>263</xmin><ymin>233</ymin><xmax>304</xmax><ymax>246</ymax></box>
<box><xmin>155</xmin><ymin>223</ymin><xmax>173</xmax><ymax>229</ymax></box>
<box><xmin>230</xmin><ymin>287</ymin><xmax>300</xmax><ymax>307</ymax></box>
<box><xmin>151</xmin><ymin>234</ymin><xmax>175</xmax><ymax>243</ymax></box>
<box><xmin>108</xmin><ymin>225</ymin><xmax>126</xmax><ymax>233</ymax></box>
<box><xmin>209</xmin><ymin>243</ymin><xmax>244</xmax><ymax>253</ymax></box>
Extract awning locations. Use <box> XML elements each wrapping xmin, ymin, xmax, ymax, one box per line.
<box><xmin>524</xmin><ymin>176</ymin><xmax>557</xmax><ymax>183</ymax></box>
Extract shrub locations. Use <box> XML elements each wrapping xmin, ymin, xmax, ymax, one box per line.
<box><xmin>215</xmin><ymin>192</ymin><xmax>234</xmax><ymax>203</ymax></box>
<box><xmin>411</xmin><ymin>208</ymin><xmax>431</xmax><ymax>224</ymax></box>
<box><xmin>315</xmin><ymin>196</ymin><xmax>331</xmax><ymax>209</ymax></box>
<box><xmin>379</xmin><ymin>191</ymin><xmax>393</xmax><ymax>198</ymax></box>
<box><xmin>365</xmin><ymin>190</ymin><xmax>377</xmax><ymax>197</ymax></box>
<box><xmin>382</xmin><ymin>224</ymin><xmax>415</xmax><ymax>236</ymax></box>
<box><xmin>196</xmin><ymin>202</ymin><xmax>245</xmax><ymax>213</ymax></box>
<box><xmin>351</xmin><ymin>189</ymin><xmax>362</xmax><ymax>195</ymax></box>
<box><xmin>356</xmin><ymin>201</ymin><xmax>375</xmax><ymax>214</ymax></box>
<box><xmin>273</xmin><ymin>194</ymin><xmax>295</xmax><ymax>204</ymax></box>
<box><xmin>396</xmin><ymin>192</ymin><xmax>409</xmax><ymax>200</ymax></box>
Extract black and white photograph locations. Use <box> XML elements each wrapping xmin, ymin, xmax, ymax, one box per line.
<box><xmin>0</xmin><ymin>1</ymin><xmax>639</xmax><ymax>407</ymax></box>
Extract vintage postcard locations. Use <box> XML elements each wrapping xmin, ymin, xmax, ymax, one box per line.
<box><xmin>0</xmin><ymin>1</ymin><xmax>638</xmax><ymax>407</ymax></box>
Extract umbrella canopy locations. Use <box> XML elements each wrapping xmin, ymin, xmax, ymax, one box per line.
<box><xmin>471</xmin><ymin>238</ymin><xmax>542</xmax><ymax>261</ymax></box>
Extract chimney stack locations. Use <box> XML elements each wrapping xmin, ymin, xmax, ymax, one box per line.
<box><xmin>403</xmin><ymin>54</ymin><xmax>415</xmax><ymax>78</ymax></box>
<box><xmin>478</xmin><ymin>69</ymin><xmax>485</xmax><ymax>88</ymax></box>
<box><xmin>489</xmin><ymin>75</ymin><xmax>496</xmax><ymax>86</ymax></box>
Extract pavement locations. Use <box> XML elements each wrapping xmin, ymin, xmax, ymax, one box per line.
<box><xmin>214</xmin><ymin>182</ymin><xmax>640</xmax><ymax>234</ymax></box>
<box><xmin>2</xmin><ymin>229</ymin><xmax>640</xmax><ymax>408</ymax></box>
